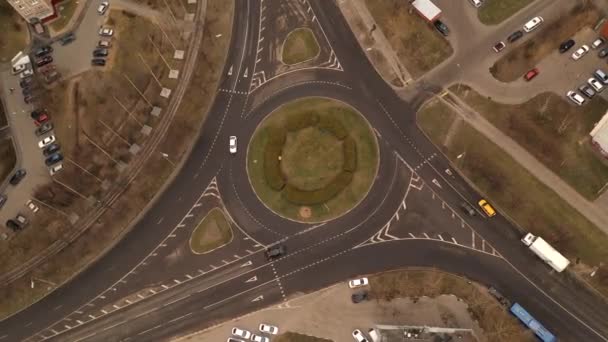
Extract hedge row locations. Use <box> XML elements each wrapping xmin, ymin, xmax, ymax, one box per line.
<box><xmin>286</xmin><ymin>111</ymin><xmax>319</xmax><ymax>131</ymax></box>
<box><xmin>282</xmin><ymin>171</ymin><xmax>353</xmax><ymax>205</ymax></box>
<box><xmin>264</xmin><ymin>126</ymin><xmax>287</xmax><ymax>190</ymax></box>
<box><xmin>343</xmin><ymin>137</ymin><xmax>357</xmax><ymax>172</ymax></box>
<box><xmin>318</xmin><ymin>115</ymin><xmax>347</xmax><ymax>140</ymax></box>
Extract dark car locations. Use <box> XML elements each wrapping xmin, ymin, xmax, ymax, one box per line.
<box><xmin>43</xmin><ymin>143</ymin><xmax>61</xmax><ymax>156</ymax></box>
<box><xmin>559</xmin><ymin>39</ymin><xmax>575</xmax><ymax>53</ymax></box>
<box><xmin>6</xmin><ymin>220</ymin><xmax>20</xmax><ymax>232</ymax></box>
<box><xmin>22</xmin><ymin>86</ymin><xmax>38</xmax><ymax>97</ymax></box>
<box><xmin>92</xmin><ymin>48</ymin><xmax>108</xmax><ymax>57</ymax></box>
<box><xmin>92</xmin><ymin>58</ymin><xmax>106</xmax><ymax>66</ymax></box>
<box><xmin>579</xmin><ymin>84</ymin><xmax>595</xmax><ymax>99</ymax></box>
<box><xmin>433</xmin><ymin>20</ymin><xmax>449</xmax><ymax>36</ymax></box>
<box><xmin>24</xmin><ymin>94</ymin><xmax>37</xmax><ymax>104</ymax></box>
<box><xmin>9</xmin><ymin>169</ymin><xmax>26</xmax><ymax>185</ymax></box>
<box><xmin>19</xmin><ymin>77</ymin><xmax>34</xmax><ymax>88</ymax></box>
<box><xmin>36</xmin><ymin>55</ymin><xmax>53</xmax><ymax>67</ymax></box>
<box><xmin>31</xmin><ymin>109</ymin><xmax>47</xmax><ymax>119</ymax></box>
<box><xmin>34</xmin><ymin>45</ymin><xmax>53</xmax><ymax>58</ymax></box>
<box><xmin>461</xmin><ymin>202</ymin><xmax>476</xmax><ymax>216</ymax></box>
<box><xmin>599</xmin><ymin>47</ymin><xmax>608</xmax><ymax>58</ymax></box>
<box><xmin>35</xmin><ymin>122</ymin><xmax>54</xmax><ymax>136</ymax></box>
<box><xmin>351</xmin><ymin>291</ymin><xmax>369</xmax><ymax>304</ymax></box>
<box><xmin>60</xmin><ymin>33</ymin><xmax>76</xmax><ymax>45</ymax></box>
<box><xmin>507</xmin><ymin>30</ymin><xmax>523</xmax><ymax>43</ymax></box>
<box><xmin>45</xmin><ymin>153</ymin><xmax>64</xmax><ymax>166</ymax></box>
<box><xmin>265</xmin><ymin>245</ymin><xmax>286</xmax><ymax>260</ymax></box>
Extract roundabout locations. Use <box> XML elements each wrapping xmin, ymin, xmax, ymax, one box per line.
<box><xmin>247</xmin><ymin>97</ymin><xmax>379</xmax><ymax>223</ymax></box>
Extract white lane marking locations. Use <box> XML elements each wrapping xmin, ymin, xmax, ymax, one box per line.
<box><xmin>157</xmin><ymin>217</ymin><xmax>164</xmax><ymax>225</ymax></box>
<box><xmin>167</xmin><ymin>312</ymin><xmax>193</xmax><ymax>324</ymax></box>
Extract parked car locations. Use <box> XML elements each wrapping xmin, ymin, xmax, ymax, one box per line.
<box><xmin>598</xmin><ymin>47</ymin><xmax>608</xmax><ymax>58</ymax></box>
<box><xmin>478</xmin><ymin>199</ymin><xmax>496</xmax><ymax>217</ymax></box>
<box><xmin>44</xmin><ymin>71</ymin><xmax>61</xmax><ymax>84</ymax></box>
<box><xmin>571</xmin><ymin>45</ymin><xmax>590</xmax><ymax>60</ymax></box>
<box><xmin>92</xmin><ymin>58</ymin><xmax>106</xmax><ymax>66</ymax></box>
<box><xmin>24</xmin><ymin>94</ymin><xmax>37</xmax><ymax>104</ymax></box>
<box><xmin>460</xmin><ymin>202</ymin><xmax>476</xmax><ymax>216</ymax></box>
<box><xmin>15</xmin><ymin>214</ymin><xmax>28</xmax><ymax>229</ymax></box>
<box><xmin>12</xmin><ymin>64</ymin><xmax>26</xmax><ymax>75</ymax></box>
<box><xmin>98</xmin><ymin>40</ymin><xmax>111</xmax><ymax>48</ymax></box>
<box><xmin>229</xmin><ymin>136</ymin><xmax>237</xmax><ymax>154</ymax></box>
<box><xmin>38</xmin><ymin>64</ymin><xmax>56</xmax><ymax>75</ymax></box>
<box><xmin>559</xmin><ymin>39</ymin><xmax>575</xmax><ymax>53</ymax></box>
<box><xmin>348</xmin><ymin>277</ymin><xmax>369</xmax><ymax>289</ymax></box>
<box><xmin>566</xmin><ymin>90</ymin><xmax>585</xmax><ymax>106</ymax></box>
<box><xmin>523</xmin><ymin>68</ymin><xmax>539</xmax><ymax>81</ymax></box>
<box><xmin>20</xmin><ymin>77</ymin><xmax>34</xmax><ymax>88</ymax></box>
<box><xmin>352</xmin><ymin>329</ymin><xmax>369</xmax><ymax>342</ymax></box>
<box><xmin>592</xmin><ymin>37</ymin><xmax>605</xmax><ymax>49</ymax></box>
<box><xmin>49</xmin><ymin>163</ymin><xmax>63</xmax><ymax>176</ymax></box>
<box><xmin>507</xmin><ymin>30</ymin><xmax>524</xmax><ymax>43</ymax></box>
<box><xmin>34</xmin><ymin>113</ymin><xmax>49</xmax><ymax>126</ymax></box>
<box><xmin>595</xmin><ymin>69</ymin><xmax>608</xmax><ymax>84</ymax></box>
<box><xmin>60</xmin><ymin>33</ymin><xmax>76</xmax><ymax>45</ymax></box>
<box><xmin>588</xmin><ymin>78</ymin><xmax>604</xmax><ymax>93</ymax></box>
<box><xmin>351</xmin><ymin>291</ymin><xmax>369</xmax><ymax>303</ymax></box>
<box><xmin>31</xmin><ymin>109</ymin><xmax>47</xmax><ymax>119</ymax></box>
<box><xmin>43</xmin><ymin>143</ymin><xmax>61</xmax><ymax>156</ymax></box>
<box><xmin>35</xmin><ymin>55</ymin><xmax>53</xmax><ymax>67</ymax></box>
<box><xmin>523</xmin><ymin>16</ymin><xmax>543</xmax><ymax>32</ymax></box>
<box><xmin>250</xmin><ymin>335</ymin><xmax>269</xmax><ymax>342</ymax></box>
<box><xmin>259</xmin><ymin>324</ymin><xmax>279</xmax><ymax>335</ymax></box>
<box><xmin>34</xmin><ymin>45</ymin><xmax>53</xmax><ymax>58</ymax></box>
<box><xmin>469</xmin><ymin>0</ymin><xmax>483</xmax><ymax>8</ymax></box>
<box><xmin>35</xmin><ymin>122</ymin><xmax>54</xmax><ymax>136</ymax></box>
<box><xmin>97</xmin><ymin>1</ymin><xmax>109</xmax><ymax>14</ymax></box>
<box><xmin>231</xmin><ymin>328</ymin><xmax>251</xmax><ymax>339</ymax></box>
<box><xmin>45</xmin><ymin>153</ymin><xmax>63</xmax><ymax>166</ymax></box>
<box><xmin>26</xmin><ymin>200</ymin><xmax>39</xmax><ymax>213</ymax></box>
<box><xmin>93</xmin><ymin>48</ymin><xmax>109</xmax><ymax>57</ymax></box>
<box><xmin>99</xmin><ymin>27</ymin><xmax>114</xmax><ymax>36</ymax></box>
<box><xmin>20</xmin><ymin>69</ymin><xmax>34</xmax><ymax>79</ymax></box>
<box><xmin>9</xmin><ymin>169</ymin><xmax>26</xmax><ymax>185</ymax></box>
<box><xmin>492</xmin><ymin>41</ymin><xmax>505</xmax><ymax>52</ymax></box>
<box><xmin>6</xmin><ymin>220</ymin><xmax>20</xmax><ymax>232</ymax></box>
<box><xmin>38</xmin><ymin>135</ymin><xmax>56</xmax><ymax>148</ymax></box>
<box><xmin>579</xmin><ymin>84</ymin><xmax>595</xmax><ymax>99</ymax></box>
<box><xmin>265</xmin><ymin>245</ymin><xmax>286</xmax><ymax>260</ymax></box>
<box><xmin>433</xmin><ymin>20</ymin><xmax>449</xmax><ymax>36</ymax></box>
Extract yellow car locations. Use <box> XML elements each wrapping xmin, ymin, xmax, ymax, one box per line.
<box><xmin>478</xmin><ymin>199</ymin><xmax>496</xmax><ymax>217</ymax></box>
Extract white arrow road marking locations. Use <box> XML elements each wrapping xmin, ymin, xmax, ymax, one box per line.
<box><xmin>228</xmin><ymin>65</ymin><xmax>233</xmax><ymax>76</ymax></box>
<box><xmin>241</xmin><ymin>260</ymin><xmax>252</xmax><ymax>267</ymax></box>
<box><xmin>252</xmin><ymin>295</ymin><xmax>264</xmax><ymax>302</ymax></box>
<box><xmin>245</xmin><ymin>276</ymin><xmax>257</xmax><ymax>283</ymax></box>
<box><xmin>432</xmin><ymin>178</ymin><xmax>442</xmax><ymax>188</ymax></box>
<box><xmin>243</xmin><ymin>67</ymin><xmax>248</xmax><ymax>78</ymax></box>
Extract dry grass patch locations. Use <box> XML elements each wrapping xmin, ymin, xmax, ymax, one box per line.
<box><xmin>275</xmin><ymin>332</ymin><xmax>332</xmax><ymax>342</ymax></box>
<box><xmin>364</xmin><ymin>0</ymin><xmax>453</xmax><ymax>77</ymax></box>
<box><xmin>0</xmin><ymin>1</ymin><xmax>28</xmax><ymax>63</ymax></box>
<box><xmin>0</xmin><ymin>139</ymin><xmax>17</xmax><ymax>184</ymax></box>
<box><xmin>282</xmin><ymin>28</ymin><xmax>320</xmax><ymax>65</ymax></box>
<box><xmin>50</xmin><ymin>0</ymin><xmax>79</xmax><ymax>32</ymax></box>
<box><xmin>189</xmin><ymin>208</ymin><xmax>232</xmax><ymax>254</ymax></box>
<box><xmin>477</xmin><ymin>0</ymin><xmax>533</xmax><ymax>25</ymax></box>
<box><xmin>490</xmin><ymin>2</ymin><xmax>600</xmax><ymax>82</ymax></box>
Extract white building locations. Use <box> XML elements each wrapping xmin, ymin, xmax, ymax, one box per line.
<box><xmin>6</xmin><ymin>0</ymin><xmax>55</xmax><ymax>22</ymax></box>
<box><xmin>590</xmin><ymin>110</ymin><xmax>608</xmax><ymax>157</ymax></box>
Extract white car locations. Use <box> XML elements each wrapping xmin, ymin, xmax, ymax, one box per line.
<box><xmin>588</xmin><ymin>78</ymin><xmax>604</xmax><ymax>93</ymax></box>
<box><xmin>566</xmin><ymin>91</ymin><xmax>585</xmax><ymax>106</ymax></box>
<box><xmin>250</xmin><ymin>334</ymin><xmax>269</xmax><ymax>342</ymax></box>
<box><xmin>231</xmin><ymin>328</ymin><xmax>251</xmax><ymax>339</ymax></box>
<box><xmin>592</xmin><ymin>37</ymin><xmax>605</xmax><ymax>49</ymax></box>
<box><xmin>469</xmin><ymin>0</ymin><xmax>483</xmax><ymax>8</ymax></box>
<box><xmin>38</xmin><ymin>135</ymin><xmax>56</xmax><ymax>148</ymax></box>
<box><xmin>49</xmin><ymin>163</ymin><xmax>63</xmax><ymax>176</ymax></box>
<box><xmin>348</xmin><ymin>277</ymin><xmax>369</xmax><ymax>289</ymax></box>
<box><xmin>523</xmin><ymin>16</ymin><xmax>543</xmax><ymax>32</ymax></box>
<box><xmin>229</xmin><ymin>136</ymin><xmax>237</xmax><ymax>154</ymax></box>
<box><xmin>352</xmin><ymin>329</ymin><xmax>369</xmax><ymax>342</ymax></box>
<box><xmin>259</xmin><ymin>324</ymin><xmax>279</xmax><ymax>335</ymax></box>
<box><xmin>26</xmin><ymin>200</ymin><xmax>39</xmax><ymax>213</ymax></box>
<box><xmin>20</xmin><ymin>69</ymin><xmax>34</xmax><ymax>79</ymax></box>
<box><xmin>571</xmin><ymin>45</ymin><xmax>590</xmax><ymax>60</ymax></box>
<box><xmin>99</xmin><ymin>27</ymin><xmax>114</xmax><ymax>36</ymax></box>
<box><xmin>97</xmin><ymin>1</ymin><xmax>109</xmax><ymax>15</ymax></box>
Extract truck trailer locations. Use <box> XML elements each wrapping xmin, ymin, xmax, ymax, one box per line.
<box><xmin>521</xmin><ymin>233</ymin><xmax>570</xmax><ymax>272</ymax></box>
<box><xmin>411</xmin><ymin>0</ymin><xmax>441</xmax><ymax>22</ymax></box>
<box><xmin>510</xmin><ymin>303</ymin><xmax>557</xmax><ymax>342</ymax></box>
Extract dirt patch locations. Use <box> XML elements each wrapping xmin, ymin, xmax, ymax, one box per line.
<box><xmin>364</xmin><ymin>0</ymin><xmax>453</xmax><ymax>78</ymax></box>
<box><xmin>0</xmin><ymin>1</ymin><xmax>28</xmax><ymax>63</ymax></box>
<box><xmin>275</xmin><ymin>332</ymin><xmax>332</xmax><ymax>342</ymax></box>
<box><xmin>0</xmin><ymin>139</ymin><xmax>16</xmax><ymax>186</ymax></box>
<box><xmin>49</xmin><ymin>0</ymin><xmax>80</xmax><ymax>32</ymax></box>
<box><xmin>299</xmin><ymin>206</ymin><xmax>312</xmax><ymax>219</ymax></box>
<box><xmin>490</xmin><ymin>2</ymin><xmax>600</xmax><ymax>82</ymax></box>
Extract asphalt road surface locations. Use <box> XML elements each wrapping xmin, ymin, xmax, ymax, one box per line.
<box><xmin>1</xmin><ymin>1</ymin><xmax>608</xmax><ymax>342</ymax></box>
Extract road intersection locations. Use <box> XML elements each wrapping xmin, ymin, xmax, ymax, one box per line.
<box><xmin>1</xmin><ymin>0</ymin><xmax>608</xmax><ymax>341</ymax></box>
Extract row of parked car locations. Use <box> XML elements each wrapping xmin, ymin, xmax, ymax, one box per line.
<box><xmin>31</xmin><ymin>109</ymin><xmax>64</xmax><ymax>174</ymax></box>
<box><xmin>228</xmin><ymin>324</ymin><xmax>279</xmax><ymax>342</ymax></box>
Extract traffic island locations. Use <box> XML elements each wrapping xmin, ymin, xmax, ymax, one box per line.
<box><xmin>189</xmin><ymin>208</ymin><xmax>233</xmax><ymax>254</ymax></box>
<box><xmin>247</xmin><ymin>97</ymin><xmax>379</xmax><ymax>223</ymax></box>
<box><xmin>281</xmin><ymin>28</ymin><xmax>320</xmax><ymax>65</ymax></box>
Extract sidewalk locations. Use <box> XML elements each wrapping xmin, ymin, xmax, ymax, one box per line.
<box><xmin>438</xmin><ymin>91</ymin><xmax>608</xmax><ymax>234</ymax></box>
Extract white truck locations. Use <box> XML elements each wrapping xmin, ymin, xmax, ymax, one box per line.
<box><xmin>521</xmin><ymin>233</ymin><xmax>570</xmax><ymax>272</ymax></box>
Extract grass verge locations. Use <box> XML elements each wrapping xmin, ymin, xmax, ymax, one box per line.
<box><xmin>490</xmin><ymin>2</ymin><xmax>599</xmax><ymax>82</ymax></box>
<box><xmin>369</xmin><ymin>269</ymin><xmax>535</xmax><ymax>341</ymax></box>
<box><xmin>477</xmin><ymin>0</ymin><xmax>533</xmax><ymax>25</ymax></box>
<box><xmin>364</xmin><ymin>0</ymin><xmax>453</xmax><ymax>78</ymax></box>
<box><xmin>0</xmin><ymin>139</ymin><xmax>17</xmax><ymax>184</ymax></box>
<box><xmin>275</xmin><ymin>332</ymin><xmax>332</xmax><ymax>342</ymax></box>
<box><xmin>0</xmin><ymin>0</ymin><xmax>234</xmax><ymax>319</ymax></box>
<box><xmin>282</xmin><ymin>28</ymin><xmax>320</xmax><ymax>65</ymax></box>
<box><xmin>0</xmin><ymin>98</ymin><xmax>8</xmax><ymax>127</ymax></box>
<box><xmin>189</xmin><ymin>208</ymin><xmax>232</xmax><ymax>254</ymax></box>
<box><xmin>50</xmin><ymin>0</ymin><xmax>80</xmax><ymax>32</ymax></box>
<box><xmin>418</xmin><ymin>99</ymin><xmax>608</xmax><ymax>295</ymax></box>
<box><xmin>0</xmin><ymin>1</ymin><xmax>28</xmax><ymax>63</ymax></box>
<box><xmin>450</xmin><ymin>85</ymin><xmax>608</xmax><ymax>200</ymax></box>
<box><xmin>248</xmin><ymin>98</ymin><xmax>378</xmax><ymax>222</ymax></box>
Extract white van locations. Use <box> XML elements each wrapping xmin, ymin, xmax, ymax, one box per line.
<box><xmin>523</xmin><ymin>16</ymin><xmax>543</xmax><ymax>32</ymax></box>
<box><xmin>368</xmin><ymin>328</ymin><xmax>379</xmax><ymax>342</ymax></box>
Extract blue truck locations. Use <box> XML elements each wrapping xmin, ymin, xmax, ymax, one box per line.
<box><xmin>510</xmin><ymin>303</ymin><xmax>557</xmax><ymax>342</ymax></box>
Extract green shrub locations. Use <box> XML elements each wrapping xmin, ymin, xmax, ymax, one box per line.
<box><xmin>343</xmin><ymin>137</ymin><xmax>357</xmax><ymax>172</ymax></box>
<box><xmin>282</xmin><ymin>171</ymin><xmax>353</xmax><ymax>205</ymax></box>
<box><xmin>318</xmin><ymin>115</ymin><xmax>347</xmax><ymax>139</ymax></box>
<box><xmin>286</xmin><ymin>111</ymin><xmax>319</xmax><ymax>131</ymax></box>
<box><xmin>264</xmin><ymin>126</ymin><xmax>287</xmax><ymax>190</ymax></box>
